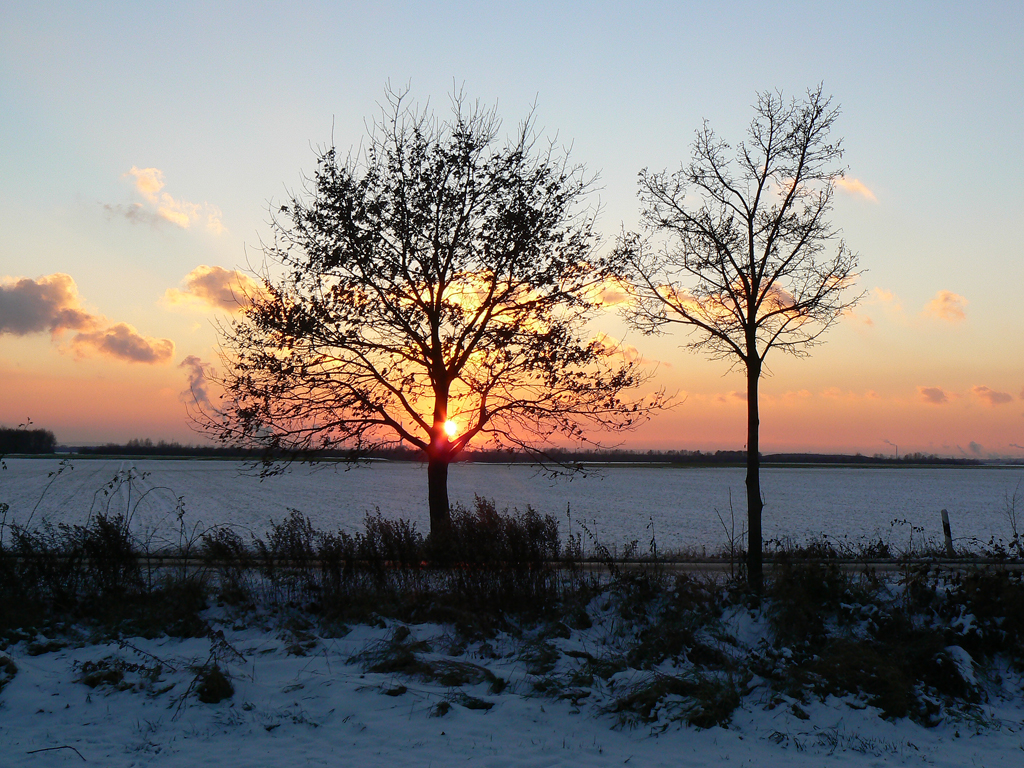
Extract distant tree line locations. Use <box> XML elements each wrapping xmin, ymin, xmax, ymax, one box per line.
<box><xmin>66</xmin><ymin>439</ymin><xmax>983</xmax><ymax>466</ymax></box>
<box><xmin>464</xmin><ymin>448</ymin><xmax>982</xmax><ymax>466</ymax></box>
<box><xmin>74</xmin><ymin>438</ymin><xmax>419</xmax><ymax>461</ymax></box>
<box><xmin>0</xmin><ymin>427</ymin><xmax>57</xmax><ymax>454</ymax></box>
<box><xmin>76</xmin><ymin>439</ymin><xmax>264</xmax><ymax>459</ymax></box>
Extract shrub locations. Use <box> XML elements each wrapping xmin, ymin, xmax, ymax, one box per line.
<box><xmin>608</xmin><ymin>672</ymin><xmax>741</xmax><ymax>729</ymax></box>
<box><xmin>196</xmin><ymin>663</ymin><xmax>234</xmax><ymax>703</ymax></box>
<box><xmin>767</xmin><ymin>556</ymin><xmax>864</xmax><ymax>648</ymax></box>
<box><xmin>202</xmin><ymin>527</ymin><xmax>254</xmax><ymax>605</ymax></box>
<box><xmin>81</xmin><ymin>514</ymin><xmax>142</xmax><ymax>598</ymax></box>
<box><xmin>428</xmin><ymin>496</ymin><xmax>561</xmax><ymax>613</ymax></box>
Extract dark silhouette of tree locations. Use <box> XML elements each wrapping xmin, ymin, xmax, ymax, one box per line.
<box><xmin>618</xmin><ymin>86</ymin><xmax>862</xmax><ymax>591</ymax></box>
<box><xmin>0</xmin><ymin>425</ymin><xmax>56</xmax><ymax>454</ymax></box>
<box><xmin>205</xmin><ymin>89</ymin><xmax>654</xmax><ymax>535</ymax></box>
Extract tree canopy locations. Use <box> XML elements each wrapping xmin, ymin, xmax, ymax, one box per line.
<box><xmin>206</xmin><ymin>89</ymin><xmax>655</xmax><ymax>532</ymax></box>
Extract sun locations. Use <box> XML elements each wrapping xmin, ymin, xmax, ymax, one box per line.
<box><xmin>444</xmin><ymin>420</ymin><xmax>458</xmax><ymax>438</ymax></box>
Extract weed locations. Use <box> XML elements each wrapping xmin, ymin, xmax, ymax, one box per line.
<box><xmin>767</xmin><ymin>556</ymin><xmax>858</xmax><ymax>648</ymax></box>
<box><xmin>429</xmin><ymin>700</ymin><xmax>452</xmax><ymax>717</ymax></box>
<box><xmin>520</xmin><ymin>639</ymin><xmax>561</xmax><ymax>676</ymax></box>
<box><xmin>75</xmin><ymin>656</ymin><xmax>165</xmax><ymax>694</ymax></box>
<box><xmin>354</xmin><ymin>625</ymin><xmax>506</xmax><ymax>693</ymax></box>
<box><xmin>1003</xmin><ymin>478</ymin><xmax>1024</xmax><ymax>558</ymax></box>
<box><xmin>454</xmin><ymin>692</ymin><xmax>494</xmax><ymax>710</ymax></box>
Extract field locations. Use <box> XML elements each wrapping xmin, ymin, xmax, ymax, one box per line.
<box><xmin>3</xmin><ymin>457</ymin><xmax>1023</xmax><ymax>554</ymax></box>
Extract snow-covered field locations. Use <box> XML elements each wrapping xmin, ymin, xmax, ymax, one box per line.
<box><xmin>5</xmin><ymin>458</ymin><xmax>1023</xmax><ymax>765</ymax></box>
<box><xmin>3</xmin><ymin>458</ymin><xmax>1022</xmax><ymax>553</ymax></box>
<box><xmin>3</xmin><ymin>609</ymin><xmax>1023</xmax><ymax>767</ymax></box>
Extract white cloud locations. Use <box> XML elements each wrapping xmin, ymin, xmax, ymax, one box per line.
<box><xmin>114</xmin><ymin>166</ymin><xmax>225</xmax><ymax>233</ymax></box>
<box><xmin>179</xmin><ymin>355</ymin><xmax>216</xmax><ymax>409</ymax></box>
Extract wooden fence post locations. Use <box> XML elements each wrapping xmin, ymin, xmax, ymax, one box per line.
<box><xmin>941</xmin><ymin>509</ymin><xmax>955</xmax><ymax>558</ymax></box>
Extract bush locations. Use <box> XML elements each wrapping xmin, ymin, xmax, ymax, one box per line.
<box><xmin>0</xmin><ymin>513</ymin><xmax>208</xmax><ymax>640</ymax></box>
<box><xmin>196</xmin><ymin>663</ymin><xmax>234</xmax><ymax>703</ymax></box>
<box><xmin>767</xmin><ymin>555</ymin><xmax>868</xmax><ymax>648</ymax></box>
<box><xmin>429</xmin><ymin>497</ymin><xmax>561</xmax><ymax>612</ymax></box>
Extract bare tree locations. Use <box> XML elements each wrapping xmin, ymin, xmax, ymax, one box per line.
<box><xmin>618</xmin><ymin>86</ymin><xmax>862</xmax><ymax>591</ymax></box>
<box><xmin>205</xmin><ymin>89</ymin><xmax>654</xmax><ymax>536</ymax></box>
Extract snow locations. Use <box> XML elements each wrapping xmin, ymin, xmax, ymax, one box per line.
<box><xmin>3</xmin><ymin>619</ymin><xmax>1023</xmax><ymax>767</ymax></box>
<box><xmin>4</xmin><ymin>458</ymin><xmax>1022</xmax><ymax>554</ymax></box>
<box><xmin>945</xmin><ymin>645</ymin><xmax>978</xmax><ymax>687</ymax></box>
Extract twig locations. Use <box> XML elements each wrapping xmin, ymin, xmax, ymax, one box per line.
<box><xmin>173</xmin><ymin>650</ymin><xmax>214</xmax><ymax>720</ymax></box>
<box><xmin>208</xmin><ymin>628</ymin><xmax>247</xmax><ymax>665</ymax></box>
<box><xmin>117</xmin><ymin>638</ymin><xmax>178</xmax><ymax>672</ymax></box>
<box><xmin>27</xmin><ymin>745</ymin><xmax>86</xmax><ymax>760</ymax></box>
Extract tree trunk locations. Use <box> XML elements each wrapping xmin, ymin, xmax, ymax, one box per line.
<box><xmin>427</xmin><ymin>452</ymin><xmax>451</xmax><ymax>536</ymax></box>
<box><xmin>745</xmin><ymin>359</ymin><xmax>764</xmax><ymax>593</ymax></box>
<box><xmin>428</xmin><ymin>381</ymin><xmax>452</xmax><ymax>538</ymax></box>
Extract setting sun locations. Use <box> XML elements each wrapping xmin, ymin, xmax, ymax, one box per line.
<box><xmin>444</xmin><ymin>420</ymin><xmax>458</xmax><ymax>438</ymax></box>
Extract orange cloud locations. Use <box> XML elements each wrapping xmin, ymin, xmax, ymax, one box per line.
<box><xmin>587</xmin><ymin>276</ymin><xmax>632</xmax><ymax>307</ymax></box>
<box><xmin>590</xmin><ymin>332</ymin><xmax>648</xmax><ymax>364</ymax></box>
<box><xmin>924</xmin><ymin>290</ymin><xmax>967</xmax><ymax>322</ymax></box>
<box><xmin>918</xmin><ymin>386</ymin><xmax>950</xmax><ymax>405</ymax></box>
<box><xmin>971</xmin><ymin>385</ymin><xmax>1013</xmax><ymax>406</ymax></box>
<box><xmin>713</xmin><ymin>390</ymin><xmax>746</xmax><ymax>403</ymax></box>
<box><xmin>820</xmin><ymin>387</ymin><xmax>866</xmax><ymax>400</ymax></box>
<box><xmin>111</xmin><ymin>167</ymin><xmax>225</xmax><ymax>233</ymax></box>
<box><xmin>71</xmin><ymin>323</ymin><xmax>174</xmax><ymax>364</ymax></box>
<box><xmin>843</xmin><ymin>308</ymin><xmax>874</xmax><ymax>328</ymax></box>
<box><xmin>871</xmin><ymin>287</ymin><xmax>902</xmax><ymax>310</ymax></box>
<box><xmin>836</xmin><ymin>177</ymin><xmax>878</xmax><ymax>202</ymax></box>
<box><xmin>165</xmin><ymin>265</ymin><xmax>264</xmax><ymax>311</ymax></box>
<box><xmin>129</xmin><ymin>166</ymin><xmax>165</xmax><ymax>199</ymax></box>
<box><xmin>844</xmin><ymin>286</ymin><xmax>903</xmax><ymax>330</ymax></box>
<box><xmin>0</xmin><ymin>274</ymin><xmax>98</xmax><ymax>336</ymax></box>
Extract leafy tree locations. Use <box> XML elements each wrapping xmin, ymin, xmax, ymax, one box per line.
<box><xmin>618</xmin><ymin>86</ymin><xmax>862</xmax><ymax>591</ymax></box>
<box><xmin>207</xmin><ymin>90</ymin><xmax>653</xmax><ymax>535</ymax></box>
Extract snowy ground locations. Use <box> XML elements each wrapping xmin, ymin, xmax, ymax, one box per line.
<box><xmin>4</xmin><ymin>457</ymin><xmax>1021</xmax><ymax>555</ymax></box>
<box><xmin>3</xmin><ymin>611</ymin><xmax>1023</xmax><ymax>767</ymax></box>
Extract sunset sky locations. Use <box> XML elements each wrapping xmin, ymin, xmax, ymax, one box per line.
<box><xmin>1</xmin><ymin>1</ymin><xmax>1022</xmax><ymax>457</ymax></box>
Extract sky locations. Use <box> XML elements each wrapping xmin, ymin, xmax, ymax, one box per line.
<box><xmin>1</xmin><ymin>1</ymin><xmax>1022</xmax><ymax>457</ymax></box>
